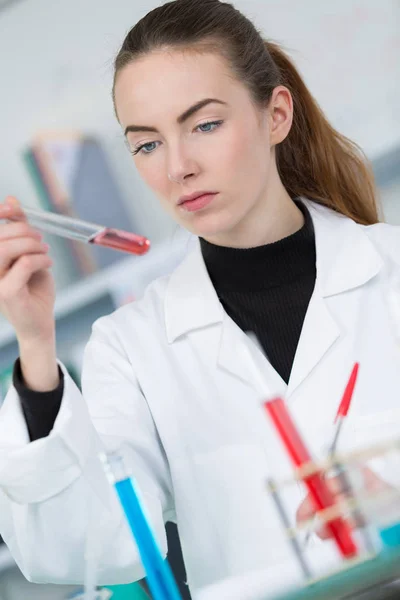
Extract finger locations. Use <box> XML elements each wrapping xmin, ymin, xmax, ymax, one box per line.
<box><xmin>0</xmin><ymin>238</ymin><xmax>49</xmax><ymax>277</ymax></box>
<box><xmin>0</xmin><ymin>253</ymin><xmax>53</xmax><ymax>299</ymax></box>
<box><xmin>4</xmin><ymin>196</ymin><xmax>20</xmax><ymax>207</ymax></box>
<box><xmin>0</xmin><ymin>221</ymin><xmax>42</xmax><ymax>242</ymax></box>
<box><xmin>1</xmin><ymin>196</ymin><xmax>27</xmax><ymax>221</ymax></box>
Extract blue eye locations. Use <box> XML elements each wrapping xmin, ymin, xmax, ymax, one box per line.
<box><xmin>132</xmin><ymin>141</ymin><xmax>158</xmax><ymax>156</ymax></box>
<box><xmin>141</xmin><ymin>142</ymin><xmax>157</xmax><ymax>153</ymax></box>
<box><xmin>196</xmin><ymin>120</ymin><xmax>223</xmax><ymax>133</ymax></box>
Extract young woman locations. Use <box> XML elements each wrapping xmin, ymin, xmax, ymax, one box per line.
<box><xmin>0</xmin><ymin>0</ymin><xmax>399</xmax><ymax>598</ymax></box>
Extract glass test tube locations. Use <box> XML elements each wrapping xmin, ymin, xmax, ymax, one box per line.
<box><xmin>265</xmin><ymin>397</ymin><xmax>358</xmax><ymax>559</ymax></box>
<box><xmin>102</xmin><ymin>452</ymin><xmax>182</xmax><ymax>600</ymax></box>
<box><xmin>7</xmin><ymin>206</ymin><xmax>151</xmax><ymax>256</ymax></box>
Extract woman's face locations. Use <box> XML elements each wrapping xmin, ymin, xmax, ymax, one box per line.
<box><xmin>114</xmin><ymin>49</ymin><xmax>286</xmax><ymax>243</ymax></box>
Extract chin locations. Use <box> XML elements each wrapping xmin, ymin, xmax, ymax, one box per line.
<box><xmin>187</xmin><ymin>216</ymin><xmax>238</xmax><ymax>240</ymax></box>
<box><xmin>175</xmin><ymin>198</ymin><xmax>245</xmax><ymax>239</ymax></box>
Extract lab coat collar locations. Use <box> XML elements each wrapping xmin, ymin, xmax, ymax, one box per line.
<box><xmin>304</xmin><ymin>198</ymin><xmax>383</xmax><ymax>297</ymax></box>
<box><xmin>165</xmin><ymin>239</ymin><xmax>224</xmax><ymax>343</ymax></box>
<box><xmin>165</xmin><ymin>198</ymin><xmax>383</xmax><ymax>343</ymax></box>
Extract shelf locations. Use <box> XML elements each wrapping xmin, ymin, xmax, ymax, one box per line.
<box><xmin>0</xmin><ymin>238</ymin><xmax>188</xmax><ymax>350</ymax></box>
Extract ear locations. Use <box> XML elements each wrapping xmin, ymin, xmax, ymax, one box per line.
<box><xmin>268</xmin><ymin>86</ymin><xmax>293</xmax><ymax>147</ymax></box>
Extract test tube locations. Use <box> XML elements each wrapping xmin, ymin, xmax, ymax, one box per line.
<box><xmin>101</xmin><ymin>452</ymin><xmax>182</xmax><ymax>600</ymax></box>
<box><xmin>6</xmin><ymin>205</ymin><xmax>150</xmax><ymax>256</ymax></box>
<box><xmin>265</xmin><ymin>397</ymin><xmax>358</xmax><ymax>559</ymax></box>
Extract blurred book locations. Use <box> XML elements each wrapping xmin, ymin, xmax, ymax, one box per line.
<box><xmin>23</xmin><ymin>131</ymin><xmax>137</xmax><ymax>278</ymax></box>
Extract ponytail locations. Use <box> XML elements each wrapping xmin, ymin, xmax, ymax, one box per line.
<box><xmin>265</xmin><ymin>41</ymin><xmax>379</xmax><ymax>225</ymax></box>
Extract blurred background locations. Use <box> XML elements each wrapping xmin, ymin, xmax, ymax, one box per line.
<box><xmin>0</xmin><ymin>0</ymin><xmax>399</xmax><ymax>598</ymax></box>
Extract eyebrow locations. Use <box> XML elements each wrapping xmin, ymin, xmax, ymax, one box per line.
<box><xmin>124</xmin><ymin>98</ymin><xmax>228</xmax><ymax>136</ymax></box>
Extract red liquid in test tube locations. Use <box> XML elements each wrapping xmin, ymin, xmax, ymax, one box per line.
<box><xmin>90</xmin><ymin>228</ymin><xmax>151</xmax><ymax>256</ymax></box>
<box><xmin>265</xmin><ymin>397</ymin><xmax>358</xmax><ymax>559</ymax></box>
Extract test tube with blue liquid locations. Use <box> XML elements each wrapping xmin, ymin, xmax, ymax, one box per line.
<box><xmin>102</xmin><ymin>452</ymin><xmax>182</xmax><ymax>600</ymax></box>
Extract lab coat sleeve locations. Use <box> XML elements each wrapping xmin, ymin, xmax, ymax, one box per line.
<box><xmin>0</xmin><ymin>316</ymin><xmax>173</xmax><ymax>585</ymax></box>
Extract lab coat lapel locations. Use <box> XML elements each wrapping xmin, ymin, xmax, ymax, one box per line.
<box><xmin>165</xmin><ymin>237</ymin><xmax>223</xmax><ymax>342</ymax></box>
<box><xmin>216</xmin><ymin>312</ymin><xmax>279</xmax><ymax>391</ymax></box>
<box><xmin>286</xmin><ymin>287</ymin><xmax>340</xmax><ymax>397</ymax></box>
<box><xmin>287</xmin><ymin>199</ymin><xmax>383</xmax><ymax>397</ymax></box>
<box><xmin>165</xmin><ymin>238</ymin><xmax>278</xmax><ymax>392</ymax></box>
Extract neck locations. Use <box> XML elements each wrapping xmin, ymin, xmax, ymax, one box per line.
<box><xmin>202</xmin><ymin>163</ymin><xmax>304</xmax><ymax>249</ymax></box>
<box><xmin>200</xmin><ymin>200</ymin><xmax>316</xmax><ymax>291</ymax></box>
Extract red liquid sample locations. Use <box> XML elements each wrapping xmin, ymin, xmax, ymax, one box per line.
<box><xmin>90</xmin><ymin>228</ymin><xmax>150</xmax><ymax>256</ymax></box>
<box><xmin>265</xmin><ymin>397</ymin><xmax>358</xmax><ymax>559</ymax></box>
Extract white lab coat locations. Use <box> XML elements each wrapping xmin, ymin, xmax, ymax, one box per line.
<box><xmin>1</xmin><ymin>198</ymin><xmax>400</xmax><ymax>599</ymax></box>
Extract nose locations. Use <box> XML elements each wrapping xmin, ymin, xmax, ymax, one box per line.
<box><xmin>167</xmin><ymin>143</ymin><xmax>199</xmax><ymax>184</ymax></box>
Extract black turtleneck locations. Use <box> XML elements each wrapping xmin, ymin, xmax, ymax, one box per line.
<box><xmin>199</xmin><ymin>200</ymin><xmax>316</xmax><ymax>383</ymax></box>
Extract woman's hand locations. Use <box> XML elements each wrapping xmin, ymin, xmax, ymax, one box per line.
<box><xmin>296</xmin><ymin>466</ymin><xmax>391</xmax><ymax>540</ymax></box>
<box><xmin>0</xmin><ymin>196</ymin><xmax>56</xmax><ymax>345</ymax></box>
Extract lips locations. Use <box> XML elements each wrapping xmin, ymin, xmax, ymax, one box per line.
<box><xmin>178</xmin><ymin>192</ymin><xmax>218</xmax><ymax>212</ymax></box>
<box><xmin>178</xmin><ymin>191</ymin><xmax>217</xmax><ymax>205</ymax></box>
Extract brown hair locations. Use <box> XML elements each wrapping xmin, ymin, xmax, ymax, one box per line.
<box><xmin>113</xmin><ymin>0</ymin><xmax>379</xmax><ymax>225</ymax></box>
